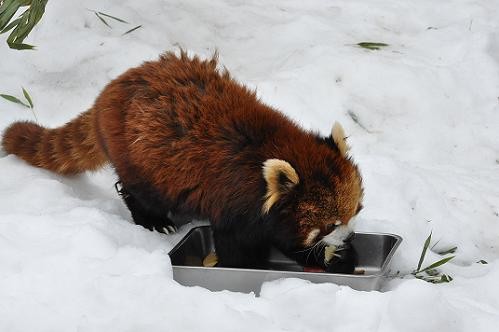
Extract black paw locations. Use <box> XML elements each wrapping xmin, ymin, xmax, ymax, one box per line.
<box><xmin>115</xmin><ymin>180</ymin><xmax>178</xmax><ymax>235</ymax></box>
<box><xmin>324</xmin><ymin>244</ymin><xmax>358</xmax><ymax>274</ymax></box>
<box><xmin>156</xmin><ymin>222</ymin><xmax>178</xmax><ymax>235</ymax></box>
<box><xmin>140</xmin><ymin>216</ymin><xmax>178</xmax><ymax>235</ymax></box>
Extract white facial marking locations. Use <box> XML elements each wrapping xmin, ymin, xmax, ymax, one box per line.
<box><xmin>322</xmin><ymin>225</ymin><xmax>352</xmax><ymax>247</ymax></box>
<box><xmin>304</xmin><ymin>228</ymin><xmax>321</xmax><ymax>246</ymax></box>
<box><xmin>334</xmin><ymin>220</ymin><xmax>342</xmax><ymax>226</ymax></box>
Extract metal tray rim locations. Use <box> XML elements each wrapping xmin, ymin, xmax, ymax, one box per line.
<box><xmin>169</xmin><ymin>226</ymin><xmax>402</xmax><ymax>279</ymax></box>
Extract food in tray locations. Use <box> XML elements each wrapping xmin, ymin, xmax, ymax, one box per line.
<box><xmin>324</xmin><ymin>245</ymin><xmax>337</xmax><ymax>263</ymax></box>
<box><xmin>203</xmin><ymin>252</ymin><xmax>218</xmax><ymax>267</ymax></box>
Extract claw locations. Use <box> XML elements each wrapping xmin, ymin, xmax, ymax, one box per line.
<box><xmin>114</xmin><ymin>181</ymin><xmax>129</xmax><ymax>198</ymax></box>
<box><xmin>166</xmin><ymin>225</ymin><xmax>177</xmax><ymax>234</ymax></box>
<box><xmin>162</xmin><ymin>227</ymin><xmax>171</xmax><ymax>235</ymax></box>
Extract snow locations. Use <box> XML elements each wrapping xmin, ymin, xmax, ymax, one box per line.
<box><xmin>1</xmin><ymin>0</ymin><xmax>499</xmax><ymax>330</ymax></box>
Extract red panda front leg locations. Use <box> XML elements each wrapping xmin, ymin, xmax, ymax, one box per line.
<box><xmin>212</xmin><ymin>226</ymin><xmax>271</xmax><ymax>269</ymax></box>
<box><xmin>115</xmin><ymin>181</ymin><xmax>177</xmax><ymax>234</ymax></box>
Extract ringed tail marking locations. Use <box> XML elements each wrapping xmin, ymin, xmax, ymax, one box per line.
<box><xmin>1</xmin><ymin>108</ymin><xmax>107</xmax><ymax>175</ymax></box>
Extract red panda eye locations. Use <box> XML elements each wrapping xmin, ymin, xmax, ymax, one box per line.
<box><xmin>325</xmin><ymin>224</ymin><xmax>335</xmax><ymax>233</ymax></box>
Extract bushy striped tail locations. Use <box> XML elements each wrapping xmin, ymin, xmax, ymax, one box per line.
<box><xmin>1</xmin><ymin>108</ymin><xmax>107</xmax><ymax>175</ymax></box>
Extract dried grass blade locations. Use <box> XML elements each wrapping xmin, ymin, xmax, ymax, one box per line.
<box><xmin>95</xmin><ymin>12</ymin><xmax>111</xmax><ymax>28</ymax></box>
<box><xmin>97</xmin><ymin>11</ymin><xmax>128</xmax><ymax>24</ymax></box>
<box><xmin>357</xmin><ymin>42</ymin><xmax>389</xmax><ymax>50</ymax></box>
<box><xmin>122</xmin><ymin>24</ymin><xmax>142</xmax><ymax>35</ymax></box>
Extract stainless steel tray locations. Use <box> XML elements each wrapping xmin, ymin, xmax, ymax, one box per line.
<box><xmin>169</xmin><ymin>226</ymin><xmax>402</xmax><ymax>293</ymax></box>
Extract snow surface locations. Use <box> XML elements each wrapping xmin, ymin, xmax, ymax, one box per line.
<box><xmin>1</xmin><ymin>0</ymin><xmax>499</xmax><ymax>331</ymax></box>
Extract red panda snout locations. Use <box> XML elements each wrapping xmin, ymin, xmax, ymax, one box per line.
<box><xmin>321</xmin><ymin>224</ymin><xmax>354</xmax><ymax>247</ymax></box>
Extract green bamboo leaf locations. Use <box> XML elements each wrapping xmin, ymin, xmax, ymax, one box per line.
<box><xmin>7</xmin><ymin>41</ymin><xmax>35</xmax><ymax>50</ymax></box>
<box><xmin>14</xmin><ymin>0</ymin><xmax>46</xmax><ymax>42</ymax></box>
<box><xmin>0</xmin><ymin>0</ymin><xmax>22</xmax><ymax>30</ymax></box>
<box><xmin>424</xmin><ymin>268</ymin><xmax>439</xmax><ymax>276</ymax></box>
<box><xmin>1</xmin><ymin>17</ymin><xmax>20</xmax><ymax>34</ymax></box>
<box><xmin>429</xmin><ymin>274</ymin><xmax>452</xmax><ymax>284</ymax></box>
<box><xmin>22</xmin><ymin>87</ymin><xmax>33</xmax><ymax>108</ymax></box>
<box><xmin>416</xmin><ymin>232</ymin><xmax>432</xmax><ymax>272</ymax></box>
<box><xmin>97</xmin><ymin>11</ymin><xmax>128</xmax><ymax>24</ymax></box>
<box><xmin>95</xmin><ymin>12</ymin><xmax>112</xmax><ymax>28</ymax></box>
<box><xmin>415</xmin><ymin>273</ymin><xmax>453</xmax><ymax>284</ymax></box>
<box><xmin>440</xmin><ymin>274</ymin><xmax>453</xmax><ymax>283</ymax></box>
<box><xmin>357</xmin><ymin>42</ymin><xmax>389</xmax><ymax>50</ymax></box>
<box><xmin>0</xmin><ymin>93</ymin><xmax>30</xmax><ymax>107</ymax></box>
<box><xmin>3</xmin><ymin>0</ymin><xmax>46</xmax><ymax>49</ymax></box>
<box><xmin>0</xmin><ymin>0</ymin><xmax>17</xmax><ymax>16</ymax></box>
<box><xmin>7</xmin><ymin>11</ymin><xmax>29</xmax><ymax>43</ymax></box>
<box><xmin>0</xmin><ymin>0</ymin><xmax>18</xmax><ymax>18</ymax></box>
<box><xmin>436</xmin><ymin>246</ymin><xmax>457</xmax><ymax>255</ymax></box>
<box><xmin>419</xmin><ymin>256</ymin><xmax>455</xmax><ymax>273</ymax></box>
<box><xmin>122</xmin><ymin>24</ymin><xmax>142</xmax><ymax>35</ymax></box>
<box><xmin>415</xmin><ymin>274</ymin><xmax>438</xmax><ymax>282</ymax></box>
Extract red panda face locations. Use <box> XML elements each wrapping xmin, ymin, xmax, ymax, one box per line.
<box><xmin>261</xmin><ymin>122</ymin><xmax>363</xmax><ymax>251</ymax></box>
<box><xmin>263</xmin><ymin>161</ymin><xmax>363</xmax><ymax>252</ymax></box>
<box><xmin>294</xmin><ymin>174</ymin><xmax>363</xmax><ymax>248</ymax></box>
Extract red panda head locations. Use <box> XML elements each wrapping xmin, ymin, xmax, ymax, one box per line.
<box><xmin>262</xmin><ymin>122</ymin><xmax>364</xmax><ymax>251</ymax></box>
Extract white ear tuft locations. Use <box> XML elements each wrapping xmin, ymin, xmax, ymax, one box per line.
<box><xmin>262</xmin><ymin>159</ymin><xmax>299</xmax><ymax>214</ymax></box>
<box><xmin>332</xmin><ymin>122</ymin><xmax>349</xmax><ymax>157</ymax></box>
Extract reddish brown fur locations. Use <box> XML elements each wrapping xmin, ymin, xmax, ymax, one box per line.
<box><xmin>2</xmin><ymin>110</ymin><xmax>106</xmax><ymax>174</ymax></box>
<box><xmin>2</xmin><ymin>51</ymin><xmax>363</xmax><ymax>267</ymax></box>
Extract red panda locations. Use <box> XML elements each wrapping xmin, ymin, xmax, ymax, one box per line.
<box><xmin>2</xmin><ymin>51</ymin><xmax>363</xmax><ymax>269</ymax></box>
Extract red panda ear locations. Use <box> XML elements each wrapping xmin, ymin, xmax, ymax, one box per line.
<box><xmin>262</xmin><ymin>159</ymin><xmax>299</xmax><ymax>214</ymax></box>
<box><xmin>331</xmin><ymin>122</ymin><xmax>349</xmax><ymax>157</ymax></box>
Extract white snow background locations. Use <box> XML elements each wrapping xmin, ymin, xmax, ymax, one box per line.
<box><xmin>1</xmin><ymin>0</ymin><xmax>499</xmax><ymax>331</ymax></box>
